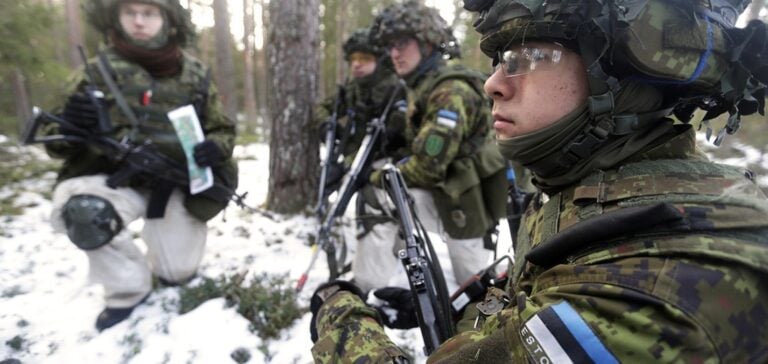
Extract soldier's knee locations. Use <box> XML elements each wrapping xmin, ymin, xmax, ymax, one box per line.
<box><xmin>62</xmin><ymin>194</ymin><xmax>123</xmax><ymax>250</ymax></box>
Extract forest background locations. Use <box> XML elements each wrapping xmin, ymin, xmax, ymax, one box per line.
<box><xmin>1</xmin><ymin>0</ymin><xmax>767</xmax><ymax>212</ymax></box>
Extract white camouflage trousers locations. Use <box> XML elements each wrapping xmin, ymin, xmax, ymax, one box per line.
<box><xmin>51</xmin><ymin>175</ymin><xmax>207</xmax><ymax>308</ymax></box>
<box><xmin>353</xmin><ymin>186</ymin><xmax>490</xmax><ymax>293</ymax></box>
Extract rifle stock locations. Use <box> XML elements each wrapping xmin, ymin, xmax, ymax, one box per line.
<box><xmin>382</xmin><ymin>164</ymin><xmax>454</xmax><ymax>355</ymax></box>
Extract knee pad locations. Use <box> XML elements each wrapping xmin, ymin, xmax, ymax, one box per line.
<box><xmin>62</xmin><ymin>194</ymin><xmax>123</xmax><ymax>250</ymax></box>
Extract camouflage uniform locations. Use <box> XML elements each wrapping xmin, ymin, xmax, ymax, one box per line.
<box><xmin>313</xmin><ymin>62</ymin><xmax>405</xmax><ymax>166</ymax></box>
<box><xmin>352</xmin><ymin>2</ymin><xmax>507</xmax><ymax>292</ymax></box>
<box><xmin>43</xmin><ymin>0</ymin><xmax>236</xmax><ymax>325</ymax></box>
<box><xmin>311</xmin><ymin>0</ymin><xmax>768</xmax><ymax>361</ymax></box>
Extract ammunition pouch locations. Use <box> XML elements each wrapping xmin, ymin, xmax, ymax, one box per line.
<box><xmin>432</xmin><ymin>141</ymin><xmax>506</xmax><ymax>239</ymax></box>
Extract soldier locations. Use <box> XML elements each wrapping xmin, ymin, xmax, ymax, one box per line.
<box><xmin>44</xmin><ymin>0</ymin><xmax>237</xmax><ymax>331</ymax></box>
<box><xmin>352</xmin><ymin>1</ymin><xmax>508</xmax><ymax>294</ymax></box>
<box><xmin>309</xmin><ymin>0</ymin><xmax>768</xmax><ymax>362</ymax></box>
<box><xmin>314</xmin><ymin>28</ymin><xmax>405</xmax><ymax>192</ymax></box>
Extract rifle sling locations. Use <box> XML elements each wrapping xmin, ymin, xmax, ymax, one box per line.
<box><xmin>96</xmin><ymin>53</ymin><xmax>141</xmax><ymax>130</ymax></box>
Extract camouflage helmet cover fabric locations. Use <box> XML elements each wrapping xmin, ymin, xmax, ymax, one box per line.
<box><xmin>464</xmin><ymin>0</ymin><xmax>766</xmax><ymax>135</ymax></box>
<box><xmin>343</xmin><ymin>28</ymin><xmax>384</xmax><ymax>60</ymax></box>
<box><xmin>83</xmin><ymin>0</ymin><xmax>197</xmax><ymax>47</ymax></box>
<box><xmin>371</xmin><ymin>1</ymin><xmax>458</xmax><ymax>54</ymax></box>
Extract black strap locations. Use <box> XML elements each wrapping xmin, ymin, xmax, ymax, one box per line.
<box><xmin>146</xmin><ymin>182</ymin><xmax>174</xmax><ymax>219</ymax></box>
<box><xmin>96</xmin><ymin>52</ymin><xmax>141</xmax><ymax>130</ymax></box>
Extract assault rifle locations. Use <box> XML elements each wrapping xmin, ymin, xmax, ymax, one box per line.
<box><xmin>20</xmin><ymin>47</ymin><xmax>266</xmax><ymax>216</ymax></box>
<box><xmin>21</xmin><ymin>108</ymin><xmax>240</xmax><ymax>208</ymax></box>
<box><xmin>381</xmin><ymin>164</ymin><xmax>454</xmax><ymax>355</ymax></box>
<box><xmin>315</xmin><ymin>84</ymin><xmax>346</xmax><ymax>218</ymax></box>
<box><xmin>296</xmin><ymin>80</ymin><xmax>405</xmax><ymax>292</ymax></box>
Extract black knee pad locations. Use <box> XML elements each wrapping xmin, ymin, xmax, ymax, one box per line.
<box><xmin>62</xmin><ymin>194</ymin><xmax>123</xmax><ymax>250</ymax></box>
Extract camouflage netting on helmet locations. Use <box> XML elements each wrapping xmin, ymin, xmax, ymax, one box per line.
<box><xmin>371</xmin><ymin>0</ymin><xmax>459</xmax><ymax>57</ymax></box>
<box><xmin>464</xmin><ymin>0</ymin><xmax>767</xmax><ymax>143</ymax></box>
<box><xmin>83</xmin><ymin>0</ymin><xmax>197</xmax><ymax>47</ymax></box>
<box><xmin>343</xmin><ymin>28</ymin><xmax>384</xmax><ymax>60</ymax></box>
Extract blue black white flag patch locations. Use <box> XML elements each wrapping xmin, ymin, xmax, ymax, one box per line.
<box><xmin>436</xmin><ymin>109</ymin><xmax>458</xmax><ymax>129</ymax></box>
<box><xmin>395</xmin><ymin>99</ymin><xmax>408</xmax><ymax>113</ymax></box>
<box><xmin>520</xmin><ymin>301</ymin><xmax>618</xmax><ymax>364</ymax></box>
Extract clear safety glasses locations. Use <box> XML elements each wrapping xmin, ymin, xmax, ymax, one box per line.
<box><xmin>493</xmin><ymin>43</ymin><xmax>564</xmax><ymax>77</ymax></box>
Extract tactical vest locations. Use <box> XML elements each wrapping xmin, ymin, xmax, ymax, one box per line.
<box><xmin>88</xmin><ymin>48</ymin><xmax>235</xmax><ymax>221</ymax></box>
<box><xmin>410</xmin><ymin>65</ymin><xmax>508</xmax><ymax>239</ymax></box>
<box><xmin>512</xmin><ymin>157</ymin><xmax>768</xmax><ymax>284</ymax></box>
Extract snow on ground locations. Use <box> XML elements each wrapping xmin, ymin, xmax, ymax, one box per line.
<box><xmin>1</xmin><ymin>143</ymin><xmax>513</xmax><ymax>364</ymax></box>
<box><xmin>4</xmin><ymin>133</ymin><xmax>760</xmax><ymax>364</ymax></box>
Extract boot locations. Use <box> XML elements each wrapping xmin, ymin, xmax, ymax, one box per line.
<box><xmin>95</xmin><ymin>294</ymin><xmax>149</xmax><ymax>331</ymax></box>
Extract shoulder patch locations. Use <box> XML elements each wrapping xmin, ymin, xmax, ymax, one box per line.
<box><xmin>520</xmin><ymin>301</ymin><xmax>618</xmax><ymax>364</ymax></box>
<box><xmin>436</xmin><ymin>109</ymin><xmax>458</xmax><ymax>129</ymax></box>
<box><xmin>424</xmin><ymin>132</ymin><xmax>446</xmax><ymax>157</ymax></box>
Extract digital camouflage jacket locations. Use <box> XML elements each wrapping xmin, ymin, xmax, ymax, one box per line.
<box><xmin>395</xmin><ymin>61</ymin><xmax>506</xmax><ymax>239</ymax></box>
<box><xmin>44</xmin><ymin>47</ymin><xmax>238</xmax><ymax>221</ymax></box>
<box><xmin>314</xmin><ymin>65</ymin><xmax>406</xmax><ymax>166</ymax></box>
<box><xmin>311</xmin><ymin>126</ymin><xmax>768</xmax><ymax>363</ymax></box>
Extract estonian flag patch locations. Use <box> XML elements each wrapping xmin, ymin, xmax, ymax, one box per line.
<box><xmin>436</xmin><ymin>109</ymin><xmax>458</xmax><ymax>129</ymax></box>
<box><xmin>520</xmin><ymin>301</ymin><xmax>618</xmax><ymax>364</ymax></box>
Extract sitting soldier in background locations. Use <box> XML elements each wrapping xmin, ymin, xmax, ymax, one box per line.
<box><xmin>309</xmin><ymin>0</ymin><xmax>768</xmax><ymax>362</ymax></box>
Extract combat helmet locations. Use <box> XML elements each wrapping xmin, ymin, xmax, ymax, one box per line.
<box><xmin>83</xmin><ymin>0</ymin><xmax>197</xmax><ymax>47</ymax></box>
<box><xmin>465</xmin><ymin>0</ymin><xmax>767</xmax><ymax>145</ymax></box>
<box><xmin>343</xmin><ymin>28</ymin><xmax>384</xmax><ymax>61</ymax></box>
<box><xmin>371</xmin><ymin>1</ymin><xmax>460</xmax><ymax>58</ymax></box>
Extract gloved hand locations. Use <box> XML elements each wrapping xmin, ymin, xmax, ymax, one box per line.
<box><xmin>62</xmin><ymin>92</ymin><xmax>107</xmax><ymax>131</ymax></box>
<box><xmin>370</xmin><ymin>287</ymin><xmax>418</xmax><ymax>329</ymax></box>
<box><xmin>383</xmin><ymin>126</ymin><xmax>407</xmax><ymax>153</ymax></box>
<box><xmin>309</xmin><ymin>280</ymin><xmax>366</xmax><ymax>343</ymax></box>
<box><xmin>324</xmin><ymin>161</ymin><xmax>346</xmax><ymax>191</ymax></box>
<box><xmin>193</xmin><ymin>140</ymin><xmax>223</xmax><ymax>167</ymax></box>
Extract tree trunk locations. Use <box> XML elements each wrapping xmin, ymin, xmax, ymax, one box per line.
<box><xmin>242</xmin><ymin>0</ymin><xmax>259</xmax><ymax>131</ymax></box>
<box><xmin>335</xmin><ymin>0</ymin><xmax>348</xmax><ymax>85</ymax></box>
<box><xmin>11</xmin><ymin>69</ymin><xmax>31</xmax><ymax>135</ymax></box>
<box><xmin>47</xmin><ymin>0</ymin><xmax>67</xmax><ymax>64</ymax></box>
<box><xmin>65</xmin><ymin>0</ymin><xmax>85</xmax><ymax>69</ymax></box>
<box><xmin>266</xmin><ymin>0</ymin><xmax>320</xmax><ymax>213</ymax></box>
<box><xmin>256</xmin><ymin>0</ymin><xmax>270</xmax><ymax>137</ymax></box>
<box><xmin>213</xmin><ymin>0</ymin><xmax>239</xmax><ymax>121</ymax></box>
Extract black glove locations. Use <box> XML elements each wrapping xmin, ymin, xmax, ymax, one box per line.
<box><xmin>309</xmin><ymin>280</ymin><xmax>366</xmax><ymax>343</ymax></box>
<box><xmin>371</xmin><ymin>287</ymin><xmax>418</xmax><ymax>329</ymax></box>
<box><xmin>383</xmin><ymin>126</ymin><xmax>407</xmax><ymax>153</ymax></box>
<box><xmin>62</xmin><ymin>92</ymin><xmax>108</xmax><ymax>131</ymax></box>
<box><xmin>193</xmin><ymin>140</ymin><xmax>223</xmax><ymax>167</ymax></box>
<box><xmin>324</xmin><ymin>161</ymin><xmax>346</xmax><ymax>191</ymax></box>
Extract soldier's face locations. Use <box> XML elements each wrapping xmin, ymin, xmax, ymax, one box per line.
<box><xmin>388</xmin><ymin>37</ymin><xmax>422</xmax><ymax>76</ymax></box>
<box><xmin>118</xmin><ymin>3</ymin><xmax>165</xmax><ymax>41</ymax></box>
<box><xmin>348</xmin><ymin>52</ymin><xmax>377</xmax><ymax>79</ymax></box>
<box><xmin>484</xmin><ymin>41</ymin><xmax>590</xmax><ymax>139</ymax></box>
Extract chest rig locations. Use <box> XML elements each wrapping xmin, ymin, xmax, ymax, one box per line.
<box><xmin>512</xmin><ymin>156</ymin><xmax>768</xmax><ymax>284</ymax></box>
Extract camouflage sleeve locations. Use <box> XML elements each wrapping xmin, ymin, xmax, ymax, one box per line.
<box><xmin>399</xmin><ymin>79</ymin><xmax>484</xmax><ymax>188</ymax></box>
<box><xmin>429</xmin><ymin>255</ymin><xmax>766</xmax><ymax>363</ymax></box>
<box><xmin>200</xmin><ymin>81</ymin><xmax>236</xmax><ymax>159</ymax></box>
<box><xmin>312</xmin><ymin>291</ymin><xmax>410</xmax><ymax>364</ymax></box>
